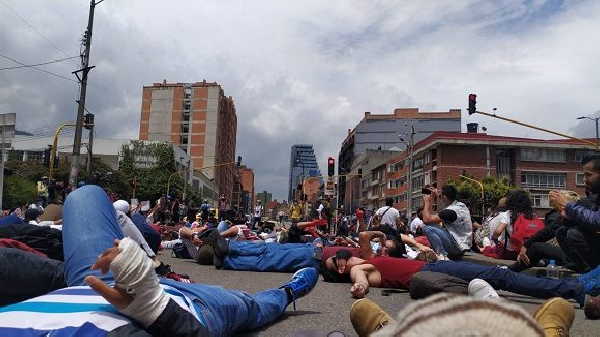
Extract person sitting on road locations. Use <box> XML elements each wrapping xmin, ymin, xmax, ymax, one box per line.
<box><xmin>0</xmin><ymin>185</ymin><xmax>319</xmax><ymax>337</ymax></box>
<box><xmin>421</xmin><ymin>193</ymin><xmax>463</xmax><ymax>261</ymax></box>
<box><xmin>473</xmin><ymin>197</ymin><xmax>508</xmax><ymax>249</ymax></box>
<box><xmin>422</xmin><ymin>185</ymin><xmax>473</xmax><ymax>254</ymax></box>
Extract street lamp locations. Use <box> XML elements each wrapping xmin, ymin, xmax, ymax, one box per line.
<box><xmin>577</xmin><ymin>114</ymin><xmax>600</xmax><ymax>145</ymax></box>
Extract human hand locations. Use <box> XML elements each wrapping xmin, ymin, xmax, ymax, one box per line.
<box><xmin>423</xmin><ymin>194</ymin><xmax>433</xmax><ymax>204</ymax></box>
<box><xmin>517</xmin><ymin>246</ymin><xmax>530</xmax><ymax>266</ymax></box>
<box><xmin>549</xmin><ymin>190</ymin><xmax>568</xmax><ymax>211</ymax></box>
<box><xmin>350</xmin><ymin>282</ymin><xmax>368</xmax><ymax>298</ymax></box>
<box><xmin>85</xmin><ymin>240</ymin><xmax>133</xmax><ymax>310</ymax></box>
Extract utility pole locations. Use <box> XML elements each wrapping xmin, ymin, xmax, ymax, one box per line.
<box><xmin>405</xmin><ymin>125</ymin><xmax>415</xmax><ymax>220</ymax></box>
<box><xmin>69</xmin><ymin>0</ymin><xmax>103</xmax><ymax>188</ymax></box>
<box><xmin>86</xmin><ymin>113</ymin><xmax>95</xmax><ymax>175</ymax></box>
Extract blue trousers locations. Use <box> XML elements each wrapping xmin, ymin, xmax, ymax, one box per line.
<box><xmin>423</xmin><ymin>225</ymin><xmax>462</xmax><ymax>257</ymax></box>
<box><xmin>63</xmin><ymin>185</ymin><xmax>288</xmax><ymax>336</ymax></box>
<box><xmin>423</xmin><ymin>261</ymin><xmax>586</xmax><ymax>305</ymax></box>
<box><xmin>224</xmin><ymin>241</ymin><xmax>320</xmax><ymax>272</ymax></box>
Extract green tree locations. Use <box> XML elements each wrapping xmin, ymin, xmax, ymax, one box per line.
<box><xmin>3</xmin><ymin>175</ymin><xmax>37</xmax><ymax>210</ymax></box>
<box><xmin>446</xmin><ymin>175</ymin><xmax>514</xmax><ymax>219</ymax></box>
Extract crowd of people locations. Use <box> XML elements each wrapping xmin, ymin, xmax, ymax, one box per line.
<box><xmin>1</xmin><ymin>155</ymin><xmax>600</xmax><ymax>336</ymax></box>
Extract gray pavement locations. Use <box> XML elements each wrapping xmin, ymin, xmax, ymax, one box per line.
<box><xmin>160</xmin><ymin>253</ymin><xmax>598</xmax><ymax>337</ymax></box>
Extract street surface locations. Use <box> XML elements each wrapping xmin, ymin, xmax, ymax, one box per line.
<box><xmin>160</xmin><ymin>253</ymin><xmax>598</xmax><ymax>337</ymax></box>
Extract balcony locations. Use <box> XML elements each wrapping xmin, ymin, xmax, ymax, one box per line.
<box><xmin>370</xmin><ymin>179</ymin><xmax>380</xmax><ymax>186</ymax></box>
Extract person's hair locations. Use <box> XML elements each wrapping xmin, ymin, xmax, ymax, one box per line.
<box><xmin>582</xmin><ymin>155</ymin><xmax>600</xmax><ymax>171</ymax></box>
<box><xmin>320</xmin><ymin>262</ymin><xmax>351</xmax><ymax>283</ymax></box>
<box><xmin>387</xmin><ymin>238</ymin><xmax>405</xmax><ymax>258</ymax></box>
<box><xmin>24</xmin><ymin>208</ymin><xmax>41</xmax><ymax>222</ymax></box>
<box><xmin>438</xmin><ymin>209</ymin><xmax>458</xmax><ymax>224</ymax></box>
<box><xmin>441</xmin><ymin>185</ymin><xmax>457</xmax><ymax>202</ymax></box>
<box><xmin>506</xmin><ymin>189</ymin><xmax>534</xmax><ymax>220</ymax></box>
<box><xmin>416</xmin><ymin>207</ymin><xmax>424</xmax><ymax>219</ymax></box>
<box><xmin>385</xmin><ymin>198</ymin><xmax>394</xmax><ymax>207</ymax></box>
<box><xmin>335</xmin><ymin>249</ymin><xmax>352</xmax><ymax>261</ymax></box>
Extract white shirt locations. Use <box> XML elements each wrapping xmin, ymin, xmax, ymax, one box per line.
<box><xmin>410</xmin><ymin>217</ymin><xmax>425</xmax><ymax>233</ymax></box>
<box><xmin>486</xmin><ymin>211</ymin><xmax>512</xmax><ymax>248</ymax></box>
<box><xmin>29</xmin><ymin>220</ymin><xmax>62</xmax><ymax>231</ymax></box>
<box><xmin>444</xmin><ymin>201</ymin><xmax>473</xmax><ymax>250</ymax></box>
<box><xmin>254</xmin><ymin>206</ymin><xmax>263</xmax><ymax>218</ymax></box>
<box><xmin>374</xmin><ymin>206</ymin><xmax>400</xmax><ymax>229</ymax></box>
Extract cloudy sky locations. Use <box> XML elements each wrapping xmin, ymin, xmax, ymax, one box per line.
<box><xmin>1</xmin><ymin>0</ymin><xmax>599</xmax><ymax>200</ymax></box>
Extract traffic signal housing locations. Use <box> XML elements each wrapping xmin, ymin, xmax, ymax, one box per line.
<box><xmin>327</xmin><ymin>157</ymin><xmax>335</xmax><ymax>176</ymax></box>
<box><xmin>468</xmin><ymin>94</ymin><xmax>477</xmax><ymax>115</ymax></box>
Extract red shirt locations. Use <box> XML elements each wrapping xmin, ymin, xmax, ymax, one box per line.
<box><xmin>366</xmin><ymin>257</ymin><xmax>426</xmax><ymax>289</ymax></box>
<box><xmin>355</xmin><ymin>209</ymin><xmax>364</xmax><ymax>220</ymax></box>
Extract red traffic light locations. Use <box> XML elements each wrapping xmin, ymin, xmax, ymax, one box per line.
<box><xmin>468</xmin><ymin>94</ymin><xmax>477</xmax><ymax>115</ymax></box>
<box><xmin>327</xmin><ymin>157</ymin><xmax>335</xmax><ymax>176</ymax></box>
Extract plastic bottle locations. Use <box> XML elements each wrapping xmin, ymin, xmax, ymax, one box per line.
<box><xmin>547</xmin><ymin>260</ymin><xmax>559</xmax><ymax>279</ymax></box>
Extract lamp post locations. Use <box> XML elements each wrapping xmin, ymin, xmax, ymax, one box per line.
<box><xmin>577</xmin><ymin>115</ymin><xmax>600</xmax><ymax>146</ymax></box>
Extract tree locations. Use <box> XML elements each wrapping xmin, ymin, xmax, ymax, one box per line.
<box><xmin>446</xmin><ymin>175</ymin><xmax>513</xmax><ymax>220</ymax></box>
<box><xmin>3</xmin><ymin>175</ymin><xmax>37</xmax><ymax>210</ymax></box>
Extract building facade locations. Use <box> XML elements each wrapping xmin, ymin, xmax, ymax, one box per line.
<box><xmin>338</xmin><ymin>108</ymin><xmax>461</xmax><ymax>208</ymax></box>
<box><xmin>256</xmin><ymin>190</ymin><xmax>273</xmax><ymax>206</ymax></box>
<box><xmin>139</xmin><ymin>80</ymin><xmax>237</xmax><ymax>201</ymax></box>
<box><xmin>288</xmin><ymin>144</ymin><xmax>322</xmax><ymax>202</ymax></box>
<box><xmin>382</xmin><ymin>130</ymin><xmax>597</xmax><ymax>215</ymax></box>
<box><xmin>232</xmin><ymin>166</ymin><xmax>255</xmax><ymax>215</ymax></box>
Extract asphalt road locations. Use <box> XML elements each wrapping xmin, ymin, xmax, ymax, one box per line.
<box><xmin>160</xmin><ymin>252</ymin><xmax>598</xmax><ymax>337</ymax></box>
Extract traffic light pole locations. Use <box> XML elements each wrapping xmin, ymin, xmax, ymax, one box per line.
<box><xmin>69</xmin><ymin>0</ymin><xmax>103</xmax><ymax>188</ymax></box>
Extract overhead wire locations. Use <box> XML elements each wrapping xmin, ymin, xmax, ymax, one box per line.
<box><xmin>0</xmin><ymin>0</ymin><xmax>80</xmax><ymax>67</ymax></box>
<box><xmin>0</xmin><ymin>55</ymin><xmax>79</xmax><ymax>71</ymax></box>
<box><xmin>0</xmin><ymin>53</ymin><xmax>79</xmax><ymax>83</ymax></box>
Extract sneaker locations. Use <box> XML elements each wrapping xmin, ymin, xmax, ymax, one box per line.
<box><xmin>533</xmin><ymin>297</ymin><xmax>574</xmax><ymax>337</ymax></box>
<box><xmin>468</xmin><ymin>279</ymin><xmax>499</xmax><ymax>300</ymax></box>
<box><xmin>577</xmin><ymin>264</ymin><xmax>600</xmax><ymax>296</ymax></box>
<box><xmin>350</xmin><ymin>298</ymin><xmax>395</xmax><ymax>337</ymax></box>
<box><xmin>279</xmin><ymin>267</ymin><xmax>318</xmax><ymax>308</ymax></box>
<box><xmin>164</xmin><ymin>271</ymin><xmax>193</xmax><ymax>284</ymax></box>
<box><xmin>584</xmin><ymin>295</ymin><xmax>600</xmax><ymax>320</ymax></box>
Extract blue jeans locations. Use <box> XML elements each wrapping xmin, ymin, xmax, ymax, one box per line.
<box><xmin>63</xmin><ymin>186</ymin><xmax>289</xmax><ymax>336</ymax></box>
<box><xmin>423</xmin><ymin>225</ymin><xmax>462</xmax><ymax>257</ymax></box>
<box><xmin>423</xmin><ymin>261</ymin><xmax>586</xmax><ymax>305</ymax></box>
<box><xmin>224</xmin><ymin>241</ymin><xmax>320</xmax><ymax>272</ymax></box>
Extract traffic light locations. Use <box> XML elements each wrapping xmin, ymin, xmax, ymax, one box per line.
<box><xmin>357</xmin><ymin>168</ymin><xmax>363</xmax><ymax>178</ymax></box>
<box><xmin>83</xmin><ymin>113</ymin><xmax>95</xmax><ymax>129</ymax></box>
<box><xmin>236</xmin><ymin>156</ymin><xmax>242</xmax><ymax>167</ymax></box>
<box><xmin>327</xmin><ymin>157</ymin><xmax>335</xmax><ymax>176</ymax></box>
<box><xmin>468</xmin><ymin>94</ymin><xmax>477</xmax><ymax>115</ymax></box>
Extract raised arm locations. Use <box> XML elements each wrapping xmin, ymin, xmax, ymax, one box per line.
<box><xmin>400</xmin><ymin>233</ymin><xmax>432</xmax><ymax>253</ymax></box>
<box><xmin>358</xmin><ymin>231</ymin><xmax>386</xmax><ymax>259</ymax></box>
<box><xmin>421</xmin><ymin>194</ymin><xmax>442</xmax><ymax>224</ymax></box>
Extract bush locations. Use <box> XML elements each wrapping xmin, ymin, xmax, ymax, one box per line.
<box><xmin>3</xmin><ymin>175</ymin><xmax>37</xmax><ymax>210</ymax></box>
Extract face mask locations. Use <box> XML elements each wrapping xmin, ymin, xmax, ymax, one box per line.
<box><xmin>371</xmin><ymin>242</ymin><xmax>381</xmax><ymax>255</ymax></box>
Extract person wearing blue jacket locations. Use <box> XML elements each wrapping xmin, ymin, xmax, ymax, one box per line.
<box><xmin>550</xmin><ymin>155</ymin><xmax>600</xmax><ymax>273</ymax></box>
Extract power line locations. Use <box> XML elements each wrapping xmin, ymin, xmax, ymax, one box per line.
<box><xmin>0</xmin><ymin>0</ymin><xmax>80</xmax><ymax>67</ymax></box>
<box><xmin>0</xmin><ymin>55</ymin><xmax>79</xmax><ymax>71</ymax></box>
<box><xmin>0</xmin><ymin>53</ymin><xmax>78</xmax><ymax>83</ymax></box>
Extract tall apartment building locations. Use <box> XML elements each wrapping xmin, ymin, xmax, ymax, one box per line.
<box><xmin>139</xmin><ymin>80</ymin><xmax>237</xmax><ymax>201</ymax></box>
<box><xmin>381</xmin><ymin>129</ymin><xmax>597</xmax><ymax>215</ymax></box>
<box><xmin>338</xmin><ymin>108</ymin><xmax>461</xmax><ymax>208</ymax></box>
<box><xmin>288</xmin><ymin>144</ymin><xmax>322</xmax><ymax>202</ymax></box>
<box><xmin>232</xmin><ymin>166</ymin><xmax>255</xmax><ymax>215</ymax></box>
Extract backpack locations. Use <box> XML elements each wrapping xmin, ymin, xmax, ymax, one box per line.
<box><xmin>172</xmin><ymin>242</ymin><xmax>192</xmax><ymax>259</ymax></box>
<box><xmin>507</xmin><ymin>214</ymin><xmax>545</xmax><ymax>253</ymax></box>
<box><xmin>370</xmin><ymin>207</ymin><xmax>392</xmax><ymax>230</ymax></box>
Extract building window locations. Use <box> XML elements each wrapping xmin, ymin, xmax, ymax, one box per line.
<box><xmin>530</xmin><ymin>190</ymin><xmax>550</xmax><ymax>208</ymax></box>
<box><xmin>180</xmin><ymin>135</ymin><xmax>189</xmax><ymax>145</ymax></box>
<box><xmin>576</xmin><ymin>173</ymin><xmax>585</xmax><ymax>186</ymax></box>
<box><xmin>521</xmin><ymin>148</ymin><xmax>566</xmax><ymax>162</ymax></box>
<box><xmin>521</xmin><ymin>172</ymin><xmax>566</xmax><ymax>189</ymax></box>
<box><xmin>412</xmin><ymin>157</ymin><xmax>424</xmax><ymax>170</ymax></box>
<box><xmin>183</xmin><ymin>102</ymin><xmax>191</xmax><ymax>110</ymax></box>
<box><xmin>424</xmin><ymin>151</ymin><xmax>431</xmax><ymax>164</ymax></box>
<box><xmin>412</xmin><ymin>175</ymin><xmax>425</xmax><ymax>191</ymax></box>
<box><xmin>575</xmin><ymin>150</ymin><xmax>600</xmax><ymax>163</ymax></box>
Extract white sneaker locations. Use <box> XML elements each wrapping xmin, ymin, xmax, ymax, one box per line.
<box><xmin>468</xmin><ymin>279</ymin><xmax>500</xmax><ymax>300</ymax></box>
<box><xmin>436</xmin><ymin>254</ymin><xmax>449</xmax><ymax>261</ymax></box>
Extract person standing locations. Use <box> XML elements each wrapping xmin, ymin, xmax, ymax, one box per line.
<box><xmin>253</xmin><ymin>200</ymin><xmax>263</xmax><ymax>229</ymax></box>
<box><xmin>290</xmin><ymin>202</ymin><xmax>302</xmax><ymax>223</ymax></box>
<box><xmin>373</xmin><ymin>198</ymin><xmax>401</xmax><ymax>233</ymax></box>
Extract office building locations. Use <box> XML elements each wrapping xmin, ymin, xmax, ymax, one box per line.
<box><xmin>288</xmin><ymin>144</ymin><xmax>321</xmax><ymax>201</ymax></box>
<box><xmin>139</xmin><ymin>80</ymin><xmax>237</xmax><ymax>201</ymax></box>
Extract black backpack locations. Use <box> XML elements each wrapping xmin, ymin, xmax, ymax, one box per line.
<box><xmin>0</xmin><ymin>224</ymin><xmax>64</xmax><ymax>261</ymax></box>
<box><xmin>172</xmin><ymin>242</ymin><xmax>192</xmax><ymax>259</ymax></box>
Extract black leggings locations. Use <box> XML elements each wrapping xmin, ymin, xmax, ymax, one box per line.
<box><xmin>509</xmin><ymin>242</ymin><xmax>567</xmax><ymax>272</ymax></box>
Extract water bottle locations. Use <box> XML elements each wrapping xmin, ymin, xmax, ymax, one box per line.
<box><xmin>547</xmin><ymin>260</ymin><xmax>559</xmax><ymax>279</ymax></box>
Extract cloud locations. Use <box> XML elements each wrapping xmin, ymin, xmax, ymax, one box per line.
<box><xmin>1</xmin><ymin>0</ymin><xmax>599</xmax><ymax>200</ymax></box>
